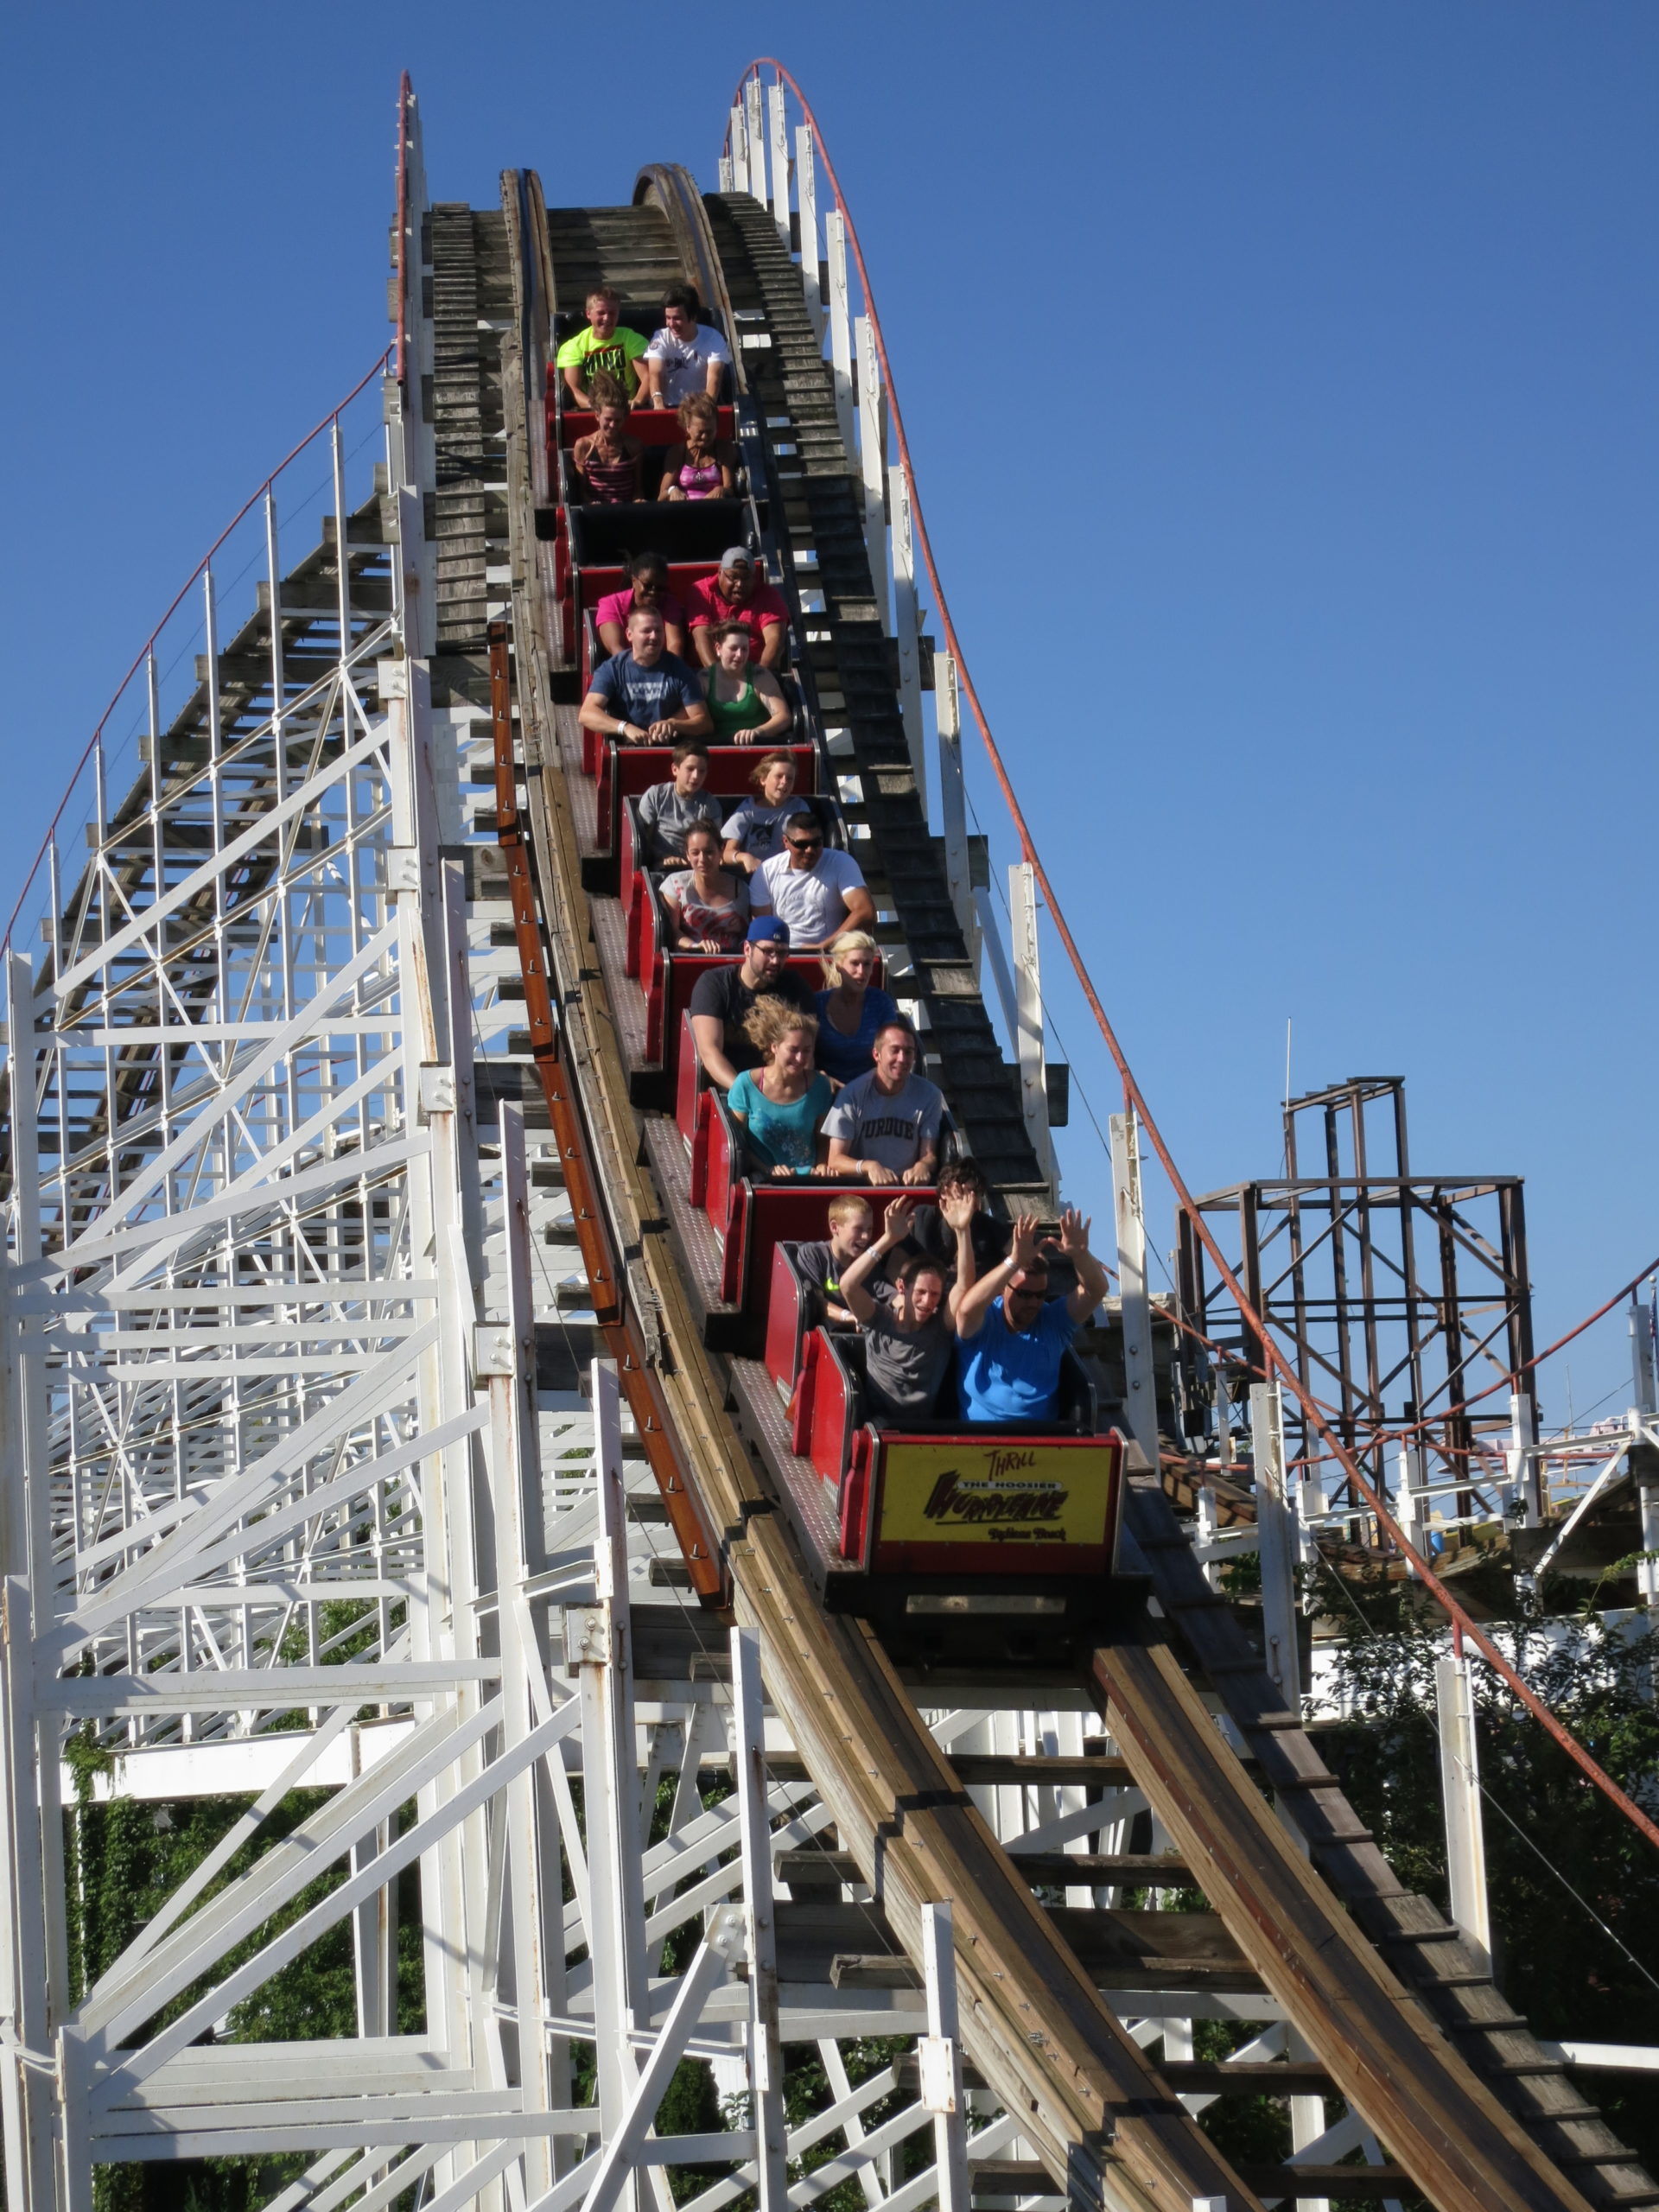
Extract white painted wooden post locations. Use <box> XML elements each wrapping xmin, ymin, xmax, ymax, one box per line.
<box><xmin>1250</xmin><ymin>1382</ymin><xmax>1303</xmax><ymax>1707</ymax></box>
<box><xmin>1396</xmin><ymin>1436</ymin><xmax>1427</xmax><ymax>1573</ymax></box>
<box><xmin>1286</xmin><ymin>2028</ymin><xmax>1331</xmax><ymax>2212</ymax></box>
<box><xmin>574</xmin><ymin>1361</ymin><xmax>646</xmax><ymax>2212</ymax></box>
<box><xmin>1507</xmin><ymin>1387</ymin><xmax>1540</xmax><ymax>1529</ymax></box>
<box><xmin>855</xmin><ymin>317</ymin><xmax>889</xmax><ymax>619</ymax></box>
<box><xmin>936</xmin><ymin>656</ymin><xmax>978</xmax><ymax>963</ymax></box>
<box><xmin>1630</xmin><ymin>1297</ymin><xmax>1659</xmax><ymax>1609</ymax></box>
<box><xmin>1195</xmin><ymin>1478</ymin><xmax>1221</xmax><ymax>1592</ymax></box>
<box><xmin>1</xmin><ymin>950</ymin><xmax>60</xmax><ymax>2212</ymax></box>
<box><xmin>796</xmin><ymin>126</ymin><xmax>822</xmax><ymax>334</ymax></box>
<box><xmin>1436</xmin><ymin>1640</ymin><xmax>1491</xmax><ymax>1960</ymax></box>
<box><xmin>486</xmin><ymin>1104</ymin><xmax>556</xmax><ymax>2196</ymax></box>
<box><xmin>1009</xmin><ymin>864</ymin><xmax>1057</xmax><ymax>1206</ymax></box>
<box><xmin>1109</xmin><ymin>1111</ymin><xmax>1160</xmax><ymax>1469</ymax></box>
<box><xmin>888</xmin><ymin>464</ymin><xmax>928</xmax><ymax>810</ymax></box>
<box><xmin>745</xmin><ymin>78</ymin><xmax>766</xmax><ymax>207</ymax></box>
<box><xmin>918</xmin><ymin>1902</ymin><xmax>970</xmax><ymax>2212</ymax></box>
<box><xmin>767</xmin><ymin>81</ymin><xmax>791</xmax><ymax>250</ymax></box>
<box><xmin>826</xmin><ymin>211</ymin><xmax>855</xmax><ymax>458</ymax></box>
<box><xmin>731</xmin><ymin>1628</ymin><xmax>787</xmax><ymax>2212</ymax></box>
<box><xmin>727</xmin><ymin>105</ymin><xmax>747</xmax><ymax>196</ymax></box>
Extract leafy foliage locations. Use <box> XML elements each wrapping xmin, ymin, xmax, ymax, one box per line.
<box><xmin>1317</xmin><ymin>1563</ymin><xmax>1659</xmax><ymax>2177</ymax></box>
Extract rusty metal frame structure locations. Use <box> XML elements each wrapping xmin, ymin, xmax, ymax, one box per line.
<box><xmin>1179</xmin><ymin>1077</ymin><xmax>1538</xmax><ymax>1522</ymax></box>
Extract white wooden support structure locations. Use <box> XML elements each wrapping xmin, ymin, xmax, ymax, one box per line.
<box><xmin>744</xmin><ymin>78</ymin><xmax>766</xmax><ymax>208</ymax></box>
<box><xmin>766</xmin><ymin>80</ymin><xmax>791</xmax><ymax>251</ymax></box>
<box><xmin>888</xmin><ymin>463</ymin><xmax>929</xmax><ymax>812</ymax></box>
<box><xmin>574</xmin><ymin>1361</ymin><xmax>648</xmax><ymax>2196</ymax></box>
<box><xmin>731</xmin><ymin>1626</ymin><xmax>787</xmax><ymax>2212</ymax></box>
<box><xmin>825</xmin><ymin>210</ymin><xmax>855</xmax><ymax>459</ymax></box>
<box><xmin>1286</xmin><ymin>2025</ymin><xmax>1332</xmax><ymax>2212</ymax></box>
<box><xmin>795</xmin><ymin>125</ymin><xmax>823</xmax><ymax>334</ymax></box>
<box><xmin>1396</xmin><ymin>1438</ymin><xmax>1429</xmax><ymax>1571</ymax></box>
<box><xmin>561</xmin><ymin>1910</ymin><xmax>748</xmax><ymax>2212</ymax></box>
<box><xmin>1631</xmin><ymin>1297</ymin><xmax>1659</xmax><ymax>1609</ymax></box>
<box><xmin>918</xmin><ymin>1902</ymin><xmax>970</xmax><ymax>2212</ymax></box>
<box><xmin>935</xmin><ymin>654</ymin><xmax>979</xmax><ymax>963</ymax></box>
<box><xmin>1435</xmin><ymin>1640</ymin><xmax>1491</xmax><ymax>1961</ymax></box>
<box><xmin>1193</xmin><ymin>1478</ymin><xmax>1222</xmax><ymax>1591</ymax></box>
<box><xmin>1009</xmin><ymin>864</ymin><xmax>1058</xmax><ymax>1207</ymax></box>
<box><xmin>1249</xmin><ymin>1382</ymin><xmax>1303</xmax><ymax>1707</ymax></box>
<box><xmin>1507</xmin><ymin>1387</ymin><xmax>1541</xmax><ymax>1530</ymax></box>
<box><xmin>1109</xmin><ymin>1111</ymin><xmax>1160</xmax><ymax>1469</ymax></box>
<box><xmin>855</xmin><ymin>316</ymin><xmax>890</xmax><ymax>621</ymax></box>
<box><xmin>724</xmin><ymin>102</ymin><xmax>746</xmax><ymax>196</ymax></box>
<box><xmin>976</xmin><ymin>888</ymin><xmax>1021</xmax><ymax>1054</ymax></box>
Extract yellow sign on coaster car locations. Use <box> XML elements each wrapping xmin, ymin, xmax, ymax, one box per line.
<box><xmin>870</xmin><ymin>1433</ymin><xmax>1125</xmax><ymax>1576</ymax></box>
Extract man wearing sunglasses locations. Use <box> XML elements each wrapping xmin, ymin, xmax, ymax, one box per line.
<box><xmin>750</xmin><ymin>811</ymin><xmax>874</xmax><ymax>952</ymax></box>
<box><xmin>953</xmin><ymin>1208</ymin><xmax>1109</xmax><ymax>1423</ymax></box>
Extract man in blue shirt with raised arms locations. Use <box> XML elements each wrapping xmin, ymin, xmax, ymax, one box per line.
<box><xmin>954</xmin><ymin>1207</ymin><xmax>1109</xmax><ymax>1423</ymax></box>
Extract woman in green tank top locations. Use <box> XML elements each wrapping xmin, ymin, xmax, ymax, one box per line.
<box><xmin>705</xmin><ymin>620</ymin><xmax>792</xmax><ymax>746</ymax></box>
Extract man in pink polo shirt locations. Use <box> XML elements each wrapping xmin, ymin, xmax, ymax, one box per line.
<box><xmin>688</xmin><ymin>548</ymin><xmax>789</xmax><ymax>671</ymax></box>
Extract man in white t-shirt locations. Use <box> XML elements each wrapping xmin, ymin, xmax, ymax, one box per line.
<box><xmin>750</xmin><ymin>812</ymin><xmax>874</xmax><ymax>951</ymax></box>
<box><xmin>823</xmin><ymin>1024</ymin><xmax>945</xmax><ymax>1187</ymax></box>
<box><xmin>645</xmin><ymin>286</ymin><xmax>734</xmax><ymax>408</ymax></box>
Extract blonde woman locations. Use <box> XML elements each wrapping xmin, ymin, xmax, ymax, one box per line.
<box><xmin>814</xmin><ymin>930</ymin><xmax>900</xmax><ymax>1087</ymax></box>
<box><xmin>726</xmin><ymin>1001</ymin><xmax>834</xmax><ymax>1180</ymax></box>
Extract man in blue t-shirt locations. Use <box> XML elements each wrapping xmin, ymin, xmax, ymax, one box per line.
<box><xmin>954</xmin><ymin>1207</ymin><xmax>1109</xmax><ymax>1422</ymax></box>
<box><xmin>580</xmin><ymin>605</ymin><xmax>711</xmax><ymax>747</ymax></box>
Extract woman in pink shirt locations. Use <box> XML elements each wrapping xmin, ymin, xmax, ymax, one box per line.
<box><xmin>594</xmin><ymin>549</ymin><xmax>688</xmax><ymax>659</ymax></box>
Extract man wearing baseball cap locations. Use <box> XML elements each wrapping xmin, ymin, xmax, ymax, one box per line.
<box><xmin>688</xmin><ymin>547</ymin><xmax>790</xmax><ymax>671</ymax></box>
<box><xmin>687</xmin><ymin>915</ymin><xmax>814</xmax><ymax>1091</ymax></box>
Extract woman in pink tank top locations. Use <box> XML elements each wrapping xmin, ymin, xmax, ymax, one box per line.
<box><xmin>659</xmin><ymin>394</ymin><xmax>735</xmax><ymax>503</ymax></box>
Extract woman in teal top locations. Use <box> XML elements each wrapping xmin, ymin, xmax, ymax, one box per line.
<box><xmin>726</xmin><ymin>1001</ymin><xmax>834</xmax><ymax>1179</ymax></box>
<box><xmin>705</xmin><ymin>620</ymin><xmax>792</xmax><ymax>746</ymax></box>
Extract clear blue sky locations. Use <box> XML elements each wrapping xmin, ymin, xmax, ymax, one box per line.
<box><xmin>3</xmin><ymin>3</ymin><xmax>1655</xmax><ymax>1431</ymax></box>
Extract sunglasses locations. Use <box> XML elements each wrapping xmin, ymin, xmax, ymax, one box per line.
<box><xmin>786</xmin><ymin>836</ymin><xmax>823</xmax><ymax>852</ymax></box>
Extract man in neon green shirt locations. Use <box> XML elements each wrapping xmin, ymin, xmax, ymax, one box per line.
<box><xmin>556</xmin><ymin>286</ymin><xmax>649</xmax><ymax>409</ymax></box>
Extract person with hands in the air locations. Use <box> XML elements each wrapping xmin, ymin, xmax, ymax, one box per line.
<box><xmin>838</xmin><ymin>1190</ymin><xmax>980</xmax><ymax>1423</ymax></box>
<box><xmin>580</xmin><ymin>605</ymin><xmax>710</xmax><ymax>749</ymax></box>
<box><xmin>954</xmin><ymin>1207</ymin><xmax>1109</xmax><ymax>1423</ymax></box>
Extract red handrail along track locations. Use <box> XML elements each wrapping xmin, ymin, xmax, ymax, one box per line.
<box><xmin>734</xmin><ymin>59</ymin><xmax>1659</xmax><ymax>1860</ymax></box>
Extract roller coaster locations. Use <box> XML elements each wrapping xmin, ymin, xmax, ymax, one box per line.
<box><xmin>0</xmin><ymin>63</ymin><xmax>1654</xmax><ymax>2212</ymax></box>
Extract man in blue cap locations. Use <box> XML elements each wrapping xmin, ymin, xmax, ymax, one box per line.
<box><xmin>687</xmin><ymin>916</ymin><xmax>814</xmax><ymax>1091</ymax></box>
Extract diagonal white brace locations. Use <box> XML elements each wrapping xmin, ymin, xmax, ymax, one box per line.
<box><xmin>537</xmin><ymin>1906</ymin><xmax>743</xmax><ymax>2212</ymax></box>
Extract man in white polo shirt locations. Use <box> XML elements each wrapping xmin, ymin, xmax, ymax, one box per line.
<box><xmin>750</xmin><ymin>811</ymin><xmax>874</xmax><ymax>952</ymax></box>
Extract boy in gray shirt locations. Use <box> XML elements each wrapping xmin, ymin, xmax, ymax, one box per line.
<box><xmin>636</xmin><ymin>743</ymin><xmax>722</xmax><ymax>863</ymax></box>
<box><xmin>837</xmin><ymin>1191</ymin><xmax>977</xmax><ymax>1423</ymax></box>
